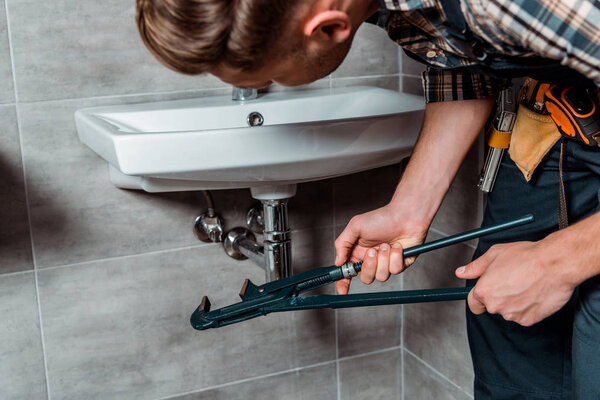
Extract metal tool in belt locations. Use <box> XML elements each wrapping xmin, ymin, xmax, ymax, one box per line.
<box><xmin>191</xmin><ymin>214</ymin><xmax>535</xmax><ymax>330</ymax></box>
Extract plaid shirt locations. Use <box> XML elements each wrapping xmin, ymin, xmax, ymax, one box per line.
<box><xmin>378</xmin><ymin>0</ymin><xmax>600</xmax><ymax>102</ymax></box>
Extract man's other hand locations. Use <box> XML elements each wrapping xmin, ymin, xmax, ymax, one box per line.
<box><xmin>456</xmin><ymin>241</ymin><xmax>576</xmax><ymax>326</ymax></box>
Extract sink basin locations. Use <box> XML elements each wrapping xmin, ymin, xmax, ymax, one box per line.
<box><xmin>75</xmin><ymin>86</ymin><xmax>424</xmax><ymax>194</ymax></box>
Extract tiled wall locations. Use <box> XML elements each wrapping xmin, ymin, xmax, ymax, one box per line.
<box><xmin>0</xmin><ymin>2</ymin><xmax>480</xmax><ymax>399</ymax></box>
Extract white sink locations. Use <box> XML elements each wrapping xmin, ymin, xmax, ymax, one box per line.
<box><xmin>75</xmin><ymin>86</ymin><xmax>424</xmax><ymax>195</ymax></box>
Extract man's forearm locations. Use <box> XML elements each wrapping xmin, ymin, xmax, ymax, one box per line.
<box><xmin>389</xmin><ymin>97</ymin><xmax>496</xmax><ymax>223</ymax></box>
<box><xmin>543</xmin><ymin>210</ymin><xmax>600</xmax><ymax>286</ymax></box>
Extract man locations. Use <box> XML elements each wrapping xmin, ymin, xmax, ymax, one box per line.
<box><xmin>136</xmin><ymin>0</ymin><xmax>600</xmax><ymax>398</ymax></box>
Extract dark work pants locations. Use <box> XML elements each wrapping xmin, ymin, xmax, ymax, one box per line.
<box><xmin>468</xmin><ymin>140</ymin><xmax>600</xmax><ymax>399</ymax></box>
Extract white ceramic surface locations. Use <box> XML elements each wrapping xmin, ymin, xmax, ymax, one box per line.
<box><xmin>75</xmin><ymin>86</ymin><xmax>424</xmax><ymax>193</ymax></box>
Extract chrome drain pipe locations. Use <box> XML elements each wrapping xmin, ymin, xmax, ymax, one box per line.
<box><xmin>223</xmin><ymin>198</ymin><xmax>293</xmax><ymax>282</ymax></box>
<box><xmin>262</xmin><ymin>199</ymin><xmax>292</xmax><ymax>281</ymax></box>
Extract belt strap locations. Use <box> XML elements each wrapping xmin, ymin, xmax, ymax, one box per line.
<box><xmin>558</xmin><ymin>140</ymin><xmax>569</xmax><ymax>229</ymax></box>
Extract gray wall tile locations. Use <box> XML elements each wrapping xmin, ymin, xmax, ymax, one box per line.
<box><xmin>18</xmin><ymin>93</ymin><xmax>341</xmax><ymax>269</ymax></box>
<box><xmin>335</xmin><ymin>238</ymin><xmax>402</xmax><ymax>357</ymax></box>
<box><xmin>0</xmin><ymin>2</ymin><xmax>482</xmax><ymax>398</ymax></box>
<box><xmin>267</xmin><ymin>78</ymin><xmax>331</xmax><ymax>93</ymax></box>
<box><xmin>332</xmin><ymin>75</ymin><xmax>400</xmax><ymax>91</ymax></box>
<box><xmin>291</xmin><ymin>226</ymin><xmax>335</xmax><ymax>274</ymax></box>
<box><xmin>173</xmin><ymin>363</ymin><xmax>337</xmax><ymax>400</ymax></box>
<box><xmin>289</xmin><ymin>180</ymin><xmax>334</xmax><ymax>232</ymax></box>
<box><xmin>7</xmin><ymin>0</ymin><xmax>225</xmax><ymax>102</ymax></box>
<box><xmin>333</xmin><ymin>164</ymin><xmax>402</xmax><ymax>228</ymax></box>
<box><xmin>404</xmin><ymin>351</ymin><xmax>473</xmax><ymax>400</ymax></box>
<box><xmin>401</xmin><ymin>75</ymin><xmax>423</xmax><ymax>97</ymax></box>
<box><xmin>0</xmin><ymin>272</ymin><xmax>48</xmax><ymax>400</ymax></box>
<box><xmin>0</xmin><ymin>104</ymin><xmax>33</xmax><ymax>273</ymax></box>
<box><xmin>332</xmin><ymin>165</ymin><xmax>404</xmax><ymax>357</ymax></box>
<box><xmin>339</xmin><ymin>350</ymin><xmax>401</xmax><ymax>400</ymax></box>
<box><xmin>18</xmin><ymin>96</ymin><xmax>232</xmax><ymax>268</ymax></box>
<box><xmin>0</xmin><ymin>0</ymin><xmax>14</xmax><ymax>103</ymax></box>
<box><xmin>431</xmin><ymin>139</ymin><xmax>483</xmax><ymax>236</ymax></box>
<box><xmin>333</xmin><ymin>24</ymin><xmax>399</xmax><ymax>78</ymax></box>
<box><xmin>37</xmin><ymin>245</ymin><xmax>336</xmax><ymax>400</ymax></box>
<box><xmin>401</xmin><ymin>53</ymin><xmax>426</xmax><ymax>77</ymax></box>
<box><xmin>403</xmin><ymin>231</ymin><xmax>474</xmax><ymax>393</ymax></box>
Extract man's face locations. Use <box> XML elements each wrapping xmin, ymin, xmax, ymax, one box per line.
<box><xmin>211</xmin><ymin>38</ymin><xmax>353</xmax><ymax>89</ymax></box>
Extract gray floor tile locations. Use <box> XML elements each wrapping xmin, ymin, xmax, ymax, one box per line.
<box><xmin>37</xmin><ymin>245</ymin><xmax>336</xmax><ymax>400</ymax></box>
<box><xmin>333</xmin><ymin>23</ymin><xmax>400</xmax><ymax>78</ymax></box>
<box><xmin>404</xmin><ymin>351</ymin><xmax>473</xmax><ymax>400</ymax></box>
<box><xmin>0</xmin><ymin>272</ymin><xmax>48</xmax><ymax>400</ymax></box>
<box><xmin>7</xmin><ymin>0</ymin><xmax>224</xmax><ymax>102</ymax></box>
<box><xmin>0</xmin><ymin>104</ymin><xmax>33</xmax><ymax>274</ymax></box>
<box><xmin>0</xmin><ymin>0</ymin><xmax>14</xmax><ymax>104</ymax></box>
<box><xmin>339</xmin><ymin>349</ymin><xmax>401</xmax><ymax>400</ymax></box>
<box><xmin>403</xmin><ymin>231</ymin><xmax>475</xmax><ymax>392</ymax></box>
<box><xmin>173</xmin><ymin>363</ymin><xmax>337</xmax><ymax>400</ymax></box>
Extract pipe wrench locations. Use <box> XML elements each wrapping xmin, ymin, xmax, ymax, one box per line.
<box><xmin>191</xmin><ymin>214</ymin><xmax>534</xmax><ymax>330</ymax></box>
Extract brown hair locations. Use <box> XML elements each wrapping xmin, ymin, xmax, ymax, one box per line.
<box><xmin>136</xmin><ymin>0</ymin><xmax>304</xmax><ymax>75</ymax></box>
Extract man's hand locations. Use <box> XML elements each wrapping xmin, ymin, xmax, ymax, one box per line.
<box><xmin>333</xmin><ymin>97</ymin><xmax>496</xmax><ymax>296</ymax></box>
<box><xmin>334</xmin><ymin>205</ymin><xmax>428</xmax><ymax>294</ymax></box>
<box><xmin>455</xmin><ymin>241</ymin><xmax>577</xmax><ymax>326</ymax></box>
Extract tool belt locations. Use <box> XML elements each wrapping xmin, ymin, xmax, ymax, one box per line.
<box><xmin>508</xmin><ymin>79</ymin><xmax>600</xmax><ymax>182</ymax></box>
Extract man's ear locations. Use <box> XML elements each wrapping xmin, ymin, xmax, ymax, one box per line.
<box><xmin>303</xmin><ymin>10</ymin><xmax>351</xmax><ymax>44</ymax></box>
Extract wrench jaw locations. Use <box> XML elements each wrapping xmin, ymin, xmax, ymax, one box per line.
<box><xmin>190</xmin><ymin>296</ymin><xmax>218</xmax><ymax>330</ymax></box>
<box><xmin>239</xmin><ymin>278</ymin><xmax>261</xmax><ymax>300</ymax></box>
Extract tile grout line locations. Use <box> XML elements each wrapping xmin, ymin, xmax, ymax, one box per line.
<box><xmin>332</xmin><ymin>73</ymin><xmax>400</xmax><ymax>81</ymax></box>
<box><xmin>34</xmin><ymin>223</ymin><xmax>335</xmax><ymax>275</ymax></box>
<box><xmin>331</xmin><ymin>176</ymin><xmax>342</xmax><ymax>400</ymax></box>
<box><xmin>165</xmin><ymin>342</ymin><xmax>404</xmax><ymax>398</ymax></box>
<box><xmin>0</xmin><ymin>268</ymin><xmax>34</xmax><ymax>279</ymax></box>
<box><xmin>4</xmin><ymin>2</ymin><xmax>51</xmax><ymax>399</ymax></box>
<box><xmin>12</xmin><ymin>71</ymin><xmax>399</xmax><ymax>107</ymax></box>
<box><xmin>404</xmin><ymin>349</ymin><xmax>474</xmax><ymax>399</ymax></box>
<box><xmin>14</xmin><ymin>86</ymin><xmax>231</xmax><ymax>106</ymax></box>
<box><xmin>338</xmin><ymin>345</ymin><xmax>403</xmax><ymax>363</ymax></box>
<box><xmin>34</xmin><ymin>242</ymin><xmax>212</xmax><ymax>273</ymax></box>
<box><xmin>156</xmin><ymin>359</ymin><xmax>338</xmax><ymax>400</ymax></box>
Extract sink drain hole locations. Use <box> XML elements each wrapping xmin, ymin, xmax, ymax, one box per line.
<box><xmin>247</xmin><ymin>112</ymin><xmax>264</xmax><ymax>127</ymax></box>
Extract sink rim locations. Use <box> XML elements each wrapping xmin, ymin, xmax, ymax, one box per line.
<box><xmin>75</xmin><ymin>86</ymin><xmax>425</xmax><ymax>193</ymax></box>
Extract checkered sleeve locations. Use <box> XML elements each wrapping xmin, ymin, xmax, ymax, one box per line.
<box><xmin>482</xmin><ymin>0</ymin><xmax>600</xmax><ymax>87</ymax></box>
<box><xmin>422</xmin><ymin>68</ymin><xmax>509</xmax><ymax>103</ymax></box>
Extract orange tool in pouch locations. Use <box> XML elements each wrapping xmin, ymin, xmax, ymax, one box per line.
<box><xmin>544</xmin><ymin>85</ymin><xmax>600</xmax><ymax>147</ymax></box>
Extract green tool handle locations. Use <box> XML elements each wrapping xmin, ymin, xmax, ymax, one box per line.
<box><xmin>352</xmin><ymin>213</ymin><xmax>534</xmax><ymax>274</ymax></box>
<box><xmin>275</xmin><ymin>287</ymin><xmax>472</xmax><ymax>312</ymax></box>
<box><xmin>328</xmin><ymin>214</ymin><xmax>535</xmax><ymax>286</ymax></box>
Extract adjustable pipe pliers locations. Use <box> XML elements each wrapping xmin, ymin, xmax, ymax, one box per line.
<box><xmin>191</xmin><ymin>214</ymin><xmax>534</xmax><ymax>330</ymax></box>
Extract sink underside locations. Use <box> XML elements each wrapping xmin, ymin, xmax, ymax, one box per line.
<box><xmin>75</xmin><ymin>86</ymin><xmax>425</xmax><ymax>193</ymax></box>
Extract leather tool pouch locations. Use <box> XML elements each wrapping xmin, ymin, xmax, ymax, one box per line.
<box><xmin>508</xmin><ymin>104</ymin><xmax>561</xmax><ymax>182</ymax></box>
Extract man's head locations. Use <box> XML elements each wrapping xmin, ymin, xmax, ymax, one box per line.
<box><xmin>136</xmin><ymin>0</ymin><xmax>376</xmax><ymax>87</ymax></box>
